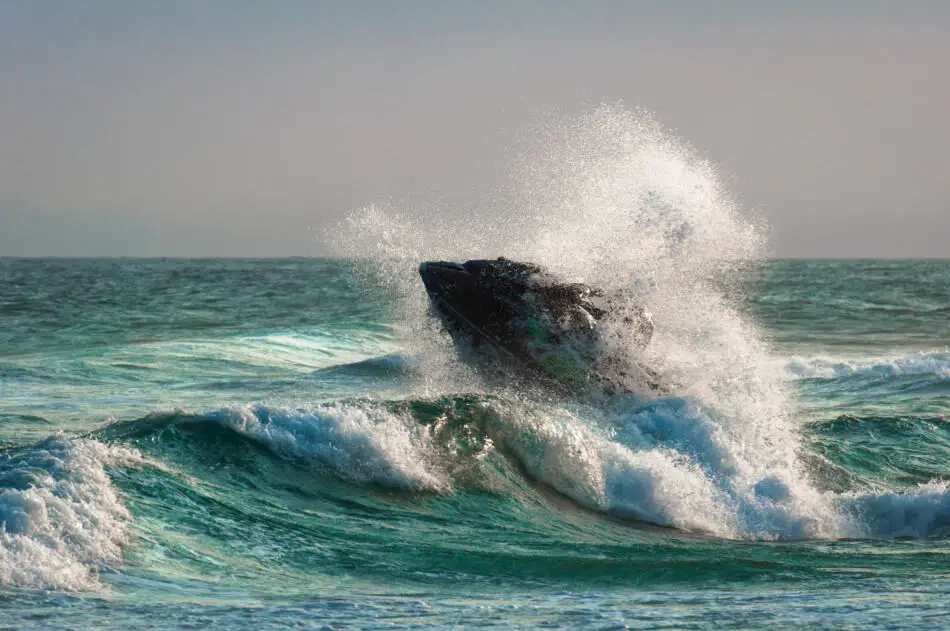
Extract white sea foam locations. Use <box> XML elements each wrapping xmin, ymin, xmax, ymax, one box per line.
<box><xmin>0</xmin><ymin>437</ymin><xmax>140</xmax><ymax>591</ymax></box>
<box><xmin>841</xmin><ymin>481</ymin><xmax>950</xmax><ymax>538</ymax></box>
<box><xmin>784</xmin><ymin>350</ymin><xmax>950</xmax><ymax>380</ymax></box>
<box><xmin>491</xmin><ymin>400</ymin><xmax>739</xmax><ymax>535</ymax></box>
<box><xmin>220</xmin><ymin>392</ymin><xmax>950</xmax><ymax>540</ymax></box>
<box><xmin>207</xmin><ymin>404</ymin><xmax>450</xmax><ymax>493</ymax></box>
<box><xmin>485</xmin><ymin>397</ymin><xmax>843</xmax><ymax>539</ymax></box>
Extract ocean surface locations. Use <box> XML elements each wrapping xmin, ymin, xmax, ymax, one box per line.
<box><xmin>1</xmin><ymin>257</ymin><xmax>948</xmax><ymax>629</ymax></box>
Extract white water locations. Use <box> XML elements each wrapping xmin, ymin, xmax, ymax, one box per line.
<box><xmin>0</xmin><ymin>437</ymin><xmax>140</xmax><ymax>590</ymax></box>
<box><xmin>784</xmin><ymin>349</ymin><xmax>950</xmax><ymax>379</ymax></box>
<box><xmin>208</xmin><ymin>404</ymin><xmax>450</xmax><ymax>493</ymax></box>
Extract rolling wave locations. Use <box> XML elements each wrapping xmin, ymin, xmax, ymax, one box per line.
<box><xmin>0</xmin><ymin>437</ymin><xmax>141</xmax><ymax>591</ymax></box>
<box><xmin>79</xmin><ymin>398</ymin><xmax>950</xmax><ymax>547</ymax></box>
<box><xmin>6</xmin><ymin>403</ymin><xmax>950</xmax><ymax>594</ymax></box>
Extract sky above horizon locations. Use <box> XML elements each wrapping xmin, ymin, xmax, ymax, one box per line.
<box><xmin>1</xmin><ymin>1</ymin><xmax>948</xmax><ymax>258</ymax></box>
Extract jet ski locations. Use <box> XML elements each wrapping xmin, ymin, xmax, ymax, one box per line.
<box><xmin>418</xmin><ymin>257</ymin><xmax>659</xmax><ymax>394</ymax></box>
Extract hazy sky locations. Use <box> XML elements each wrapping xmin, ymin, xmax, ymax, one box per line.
<box><xmin>1</xmin><ymin>1</ymin><xmax>948</xmax><ymax>257</ymax></box>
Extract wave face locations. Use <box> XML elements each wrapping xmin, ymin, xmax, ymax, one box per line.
<box><xmin>2</xmin><ymin>107</ymin><xmax>950</xmax><ymax>628</ymax></box>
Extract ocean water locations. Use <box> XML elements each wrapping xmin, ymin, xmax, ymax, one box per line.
<box><xmin>2</xmin><ymin>258</ymin><xmax>948</xmax><ymax>630</ymax></box>
<box><xmin>3</xmin><ymin>107</ymin><xmax>949</xmax><ymax>629</ymax></box>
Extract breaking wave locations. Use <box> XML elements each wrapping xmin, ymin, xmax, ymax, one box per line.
<box><xmin>205</xmin><ymin>404</ymin><xmax>450</xmax><ymax>492</ymax></box>
<box><xmin>84</xmin><ymin>400</ymin><xmax>950</xmax><ymax>544</ymax></box>
<box><xmin>0</xmin><ymin>437</ymin><xmax>140</xmax><ymax>591</ymax></box>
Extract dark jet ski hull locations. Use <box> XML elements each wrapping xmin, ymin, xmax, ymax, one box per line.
<box><xmin>419</xmin><ymin>258</ymin><xmax>659</xmax><ymax>395</ymax></box>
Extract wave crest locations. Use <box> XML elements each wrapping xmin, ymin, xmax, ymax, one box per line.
<box><xmin>0</xmin><ymin>437</ymin><xmax>140</xmax><ymax>591</ymax></box>
<box><xmin>785</xmin><ymin>350</ymin><xmax>950</xmax><ymax>380</ymax></box>
<box><xmin>843</xmin><ymin>482</ymin><xmax>950</xmax><ymax>538</ymax></box>
<box><xmin>205</xmin><ymin>404</ymin><xmax>451</xmax><ymax>493</ymax></box>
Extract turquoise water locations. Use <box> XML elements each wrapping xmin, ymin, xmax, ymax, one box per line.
<box><xmin>2</xmin><ymin>257</ymin><xmax>949</xmax><ymax>629</ymax></box>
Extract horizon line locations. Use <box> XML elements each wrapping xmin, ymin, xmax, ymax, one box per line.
<box><xmin>3</xmin><ymin>255</ymin><xmax>949</xmax><ymax>262</ymax></box>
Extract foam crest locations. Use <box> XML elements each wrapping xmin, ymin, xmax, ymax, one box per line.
<box><xmin>487</xmin><ymin>398</ymin><xmax>844</xmax><ymax>539</ymax></box>
<box><xmin>842</xmin><ymin>482</ymin><xmax>950</xmax><ymax>538</ymax></box>
<box><xmin>488</xmin><ymin>395</ymin><xmax>950</xmax><ymax>540</ymax></box>
<box><xmin>785</xmin><ymin>350</ymin><xmax>950</xmax><ymax>380</ymax></box>
<box><xmin>207</xmin><ymin>404</ymin><xmax>449</xmax><ymax>492</ymax></box>
<box><xmin>601</xmin><ymin>443</ymin><xmax>737</xmax><ymax>535</ymax></box>
<box><xmin>494</xmin><ymin>399</ymin><xmax>736</xmax><ymax>534</ymax></box>
<box><xmin>0</xmin><ymin>437</ymin><xmax>140</xmax><ymax>591</ymax></box>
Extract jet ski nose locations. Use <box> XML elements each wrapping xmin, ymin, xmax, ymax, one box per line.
<box><xmin>420</xmin><ymin>261</ymin><xmax>465</xmax><ymax>273</ymax></box>
<box><xmin>419</xmin><ymin>261</ymin><xmax>466</xmax><ymax>280</ymax></box>
<box><xmin>419</xmin><ymin>260</ymin><xmax>469</xmax><ymax>296</ymax></box>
